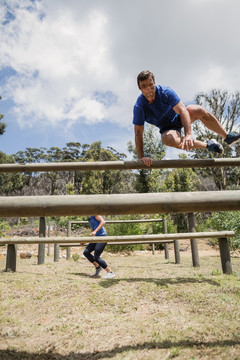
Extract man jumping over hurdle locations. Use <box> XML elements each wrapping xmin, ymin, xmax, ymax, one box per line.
<box><xmin>133</xmin><ymin>70</ymin><xmax>240</xmax><ymax>166</ymax></box>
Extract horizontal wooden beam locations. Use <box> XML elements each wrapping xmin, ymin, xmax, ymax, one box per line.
<box><xmin>0</xmin><ymin>231</ymin><xmax>235</xmax><ymax>244</ymax></box>
<box><xmin>0</xmin><ymin>158</ymin><xmax>239</xmax><ymax>173</ymax></box>
<box><xmin>69</xmin><ymin>219</ymin><xmax>163</xmax><ymax>225</ymax></box>
<box><xmin>0</xmin><ymin>191</ymin><xmax>239</xmax><ymax>217</ymax></box>
<box><xmin>60</xmin><ymin>240</ymin><xmax>174</xmax><ymax>246</ymax></box>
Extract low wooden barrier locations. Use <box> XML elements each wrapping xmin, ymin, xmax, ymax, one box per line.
<box><xmin>59</xmin><ymin>239</ymin><xmax>175</xmax><ymax>263</ymax></box>
<box><xmin>65</xmin><ymin>218</ymin><xmax>167</xmax><ymax>260</ymax></box>
<box><xmin>2</xmin><ymin>231</ymin><xmax>234</xmax><ymax>274</ymax></box>
<box><xmin>59</xmin><ymin>240</ymin><xmax>173</xmax><ymax>246</ymax></box>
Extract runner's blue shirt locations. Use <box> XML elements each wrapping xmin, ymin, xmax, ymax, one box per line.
<box><xmin>133</xmin><ymin>85</ymin><xmax>182</xmax><ymax>134</ymax></box>
<box><xmin>88</xmin><ymin>216</ymin><xmax>107</xmax><ymax>236</ymax></box>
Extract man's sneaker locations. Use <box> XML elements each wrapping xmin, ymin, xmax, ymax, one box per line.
<box><xmin>92</xmin><ymin>266</ymin><xmax>103</xmax><ymax>277</ymax></box>
<box><xmin>207</xmin><ymin>139</ymin><xmax>224</xmax><ymax>154</ymax></box>
<box><xmin>224</xmin><ymin>132</ymin><xmax>240</xmax><ymax>146</ymax></box>
<box><xmin>103</xmin><ymin>271</ymin><xmax>115</xmax><ymax>279</ymax></box>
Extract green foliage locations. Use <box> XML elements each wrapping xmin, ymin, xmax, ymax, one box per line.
<box><xmin>72</xmin><ymin>253</ymin><xmax>80</xmax><ymax>262</ymax></box>
<box><xmin>80</xmin><ymin>141</ymin><xmax>131</xmax><ymax>194</ymax></box>
<box><xmin>0</xmin><ymin>141</ymin><xmax>132</xmax><ymax>196</ymax></box>
<box><xmin>161</xmin><ymin>169</ymin><xmax>200</xmax><ymax>192</ymax></box>
<box><xmin>203</xmin><ymin>211</ymin><xmax>240</xmax><ymax>252</ymax></box>
<box><xmin>18</xmin><ymin>218</ymin><xmax>30</xmax><ymax>226</ymax></box>
<box><xmin>0</xmin><ymin>96</ymin><xmax>6</xmax><ymax>135</ymax></box>
<box><xmin>159</xmin><ymin>155</ymin><xmax>201</xmax><ymax>232</ymax></box>
<box><xmin>106</xmin><ymin>215</ymin><xmax>144</xmax><ymax>252</ymax></box>
<box><xmin>0</xmin><ymin>152</ymin><xmax>26</xmax><ymax>195</ymax></box>
<box><xmin>48</xmin><ymin>216</ymin><xmax>83</xmax><ymax>229</ymax></box>
<box><xmin>66</xmin><ymin>182</ymin><xmax>75</xmax><ymax>195</ymax></box>
<box><xmin>0</xmin><ymin>219</ymin><xmax>11</xmax><ymax>236</ymax></box>
<box><xmin>191</xmin><ymin>89</ymin><xmax>240</xmax><ymax>190</ymax></box>
<box><xmin>128</xmin><ymin>124</ymin><xmax>166</xmax><ymax>193</ymax></box>
<box><xmin>105</xmin><ymin>214</ymin><xmax>176</xmax><ymax>252</ymax></box>
<box><xmin>140</xmin><ymin>214</ymin><xmax>177</xmax><ymax>250</ymax></box>
<box><xmin>107</xmin><ymin>221</ymin><xmax>141</xmax><ymax>236</ymax></box>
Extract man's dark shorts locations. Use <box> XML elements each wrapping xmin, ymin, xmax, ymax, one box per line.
<box><xmin>160</xmin><ymin>115</ymin><xmax>183</xmax><ymax>136</ymax></box>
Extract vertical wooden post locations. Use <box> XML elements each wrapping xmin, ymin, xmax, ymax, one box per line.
<box><xmin>188</xmin><ymin>213</ymin><xmax>200</xmax><ymax>267</ymax></box>
<box><xmin>47</xmin><ymin>225</ymin><xmax>51</xmax><ymax>256</ymax></box>
<box><xmin>54</xmin><ymin>244</ymin><xmax>60</xmax><ymax>262</ymax></box>
<box><xmin>218</xmin><ymin>237</ymin><xmax>232</xmax><ymax>274</ymax></box>
<box><xmin>66</xmin><ymin>221</ymin><xmax>71</xmax><ymax>260</ymax></box>
<box><xmin>67</xmin><ymin>221</ymin><xmax>72</xmax><ymax>236</ymax></box>
<box><xmin>5</xmin><ymin>244</ymin><xmax>17</xmax><ymax>272</ymax></box>
<box><xmin>162</xmin><ymin>217</ymin><xmax>169</xmax><ymax>260</ymax></box>
<box><xmin>38</xmin><ymin>217</ymin><xmax>46</xmax><ymax>265</ymax></box>
<box><xmin>66</xmin><ymin>247</ymin><xmax>71</xmax><ymax>260</ymax></box>
<box><xmin>152</xmin><ymin>243</ymin><xmax>155</xmax><ymax>255</ymax></box>
<box><xmin>174</xmin><ymin>240</ymin><xmax>180</xmax><ymax>264</ymax></box>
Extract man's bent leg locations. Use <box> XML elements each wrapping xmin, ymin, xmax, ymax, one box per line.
<box><xmin>161</xmin><ymin>130</ymin><xmax>182</xmax><ymax>148</ymax></box>
<box><xmin>186</xmin><ymin>105</ymin><xmax>227</xmax><ymax>139</ymax></box>
<box><xmin>162</xmin><ymin>129</ymin><xmax>209</xmax><ymax>150</ymax></box>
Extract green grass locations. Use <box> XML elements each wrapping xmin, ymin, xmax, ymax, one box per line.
<box><xmin>0</xmin><ymin>249</ymin><xmax>239</xmax><ymax>360</ymax></box>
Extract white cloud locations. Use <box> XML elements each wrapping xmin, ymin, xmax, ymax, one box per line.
<box><xmin>0</xmin><ymin>0</ymin><xmax>122</xmax><ymax>127</ymax></box>
<box><xmin>1</xmin><ymin>0</ymin><xmax>240</xmax><ymax>156</ymax></box>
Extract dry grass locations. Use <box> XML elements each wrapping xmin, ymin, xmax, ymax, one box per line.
<box><xmin>0</xmin><ymin>245</ymin><xmax>239</xmax><ymax>360</ymax></box>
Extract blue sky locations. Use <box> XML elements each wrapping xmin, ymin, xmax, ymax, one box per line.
<box><xmin>1</xmin><ymin>0</ymin><xmax>240</xmax><ymax>159</ymax></box>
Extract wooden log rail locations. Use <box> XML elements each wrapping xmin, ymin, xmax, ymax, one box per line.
<box><xmin>0</xmin><ymin>158</ymin><xmax>240</xmax><ymax>172</ymax></box>
<box><xmin>0</xmin><ymin>231</ymin><xmax>234</xmax><ymax>244</ymax></box>
<box><xmin>66</xmin><ymin>218</ymin><xmax>166</xmax><ymax>259</ymax></box>
<box><xmin>0</xmin><ymin>191</ymin><xmax>240</xmax><ymax>217</ymax></box>
<box><xmin>68</xmin><ymin>219</ymin><xmax>163</xmax><ymax>225</ymax></box>
<box><xmin>2</xmin><ymin>231</ymin><xmax>235</xmax><ymax>274</ymax></box>
<box><xmin>59</xmin><ymin>241</ymin><xmax>174</xmax><ymax>246</ymax></box>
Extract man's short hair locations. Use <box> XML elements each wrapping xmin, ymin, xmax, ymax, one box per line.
<box><xmin>137</xmin><ymin>71</ymin><xmax>155</xmax><ymax>88</ymax></box>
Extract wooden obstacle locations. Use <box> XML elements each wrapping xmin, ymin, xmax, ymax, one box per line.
<box><xmin>65</xmin><ymin>218</ymin><xmax>167</xmax><ymax>259</ymax></box>
<box><xmin>0</xmin><ymin>158</ymin><xmax>239</xmax><ymax>172</ymax></box>
<box><xmin>0</xmin><ymin>191</ymin><xmax>240</xmax><ymax>217</ymax></box>
<box><xmin>59</xmin><ymin>240</ymin><xmax>173</xmax><ymax>246</ymax></box>
<box><xmin>0</xmin><ymin>158</ymin><xmax>238</xmax><ymax>275</ymax></box>
<box><xmin>2</xmin><ymin>231</ymin><xmax>235</xmax><ymax>274</ymax></box>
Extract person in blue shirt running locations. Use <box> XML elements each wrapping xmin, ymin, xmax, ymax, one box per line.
<box><xmin>81</xmin><ymin>215</ymin><xmax>115</xmax><ymax>279</ymax></box>
<box><xmin>133</xmin><ymin>70</ymin><xmax>240</xmax><ymax>167</ymax></box>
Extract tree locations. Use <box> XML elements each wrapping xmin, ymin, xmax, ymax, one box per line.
<box><xmin>80</xmin><ymin>141</ymin><xmax>133</xmax><ymax>194</ymax></box>
<box><xmin>3</xmin><ymin>142</ymin><xmax>133</xmax><ymax>196</ymax></box>
<box><xmin>0</xmin><ymin>152</ymin><xmax>25</xmax><ymax>195</ymax></box>
<box><xmin>128</xmin><ymin>124</ymin><xmax>166</xmax><ymax>193</ymax></box>
<box><xmin>159</xmin><ymin>154</ymin><xmax>201</xmax><ymax>232</ymax></box>
<box><xmin>205</xmin><ymin>211</ymin><xmax>240</xmax><ymax>253</ymax></box>
<box><xmin>191</xmin><ymin>89</ymin><xmax>240</xmax><ymax>190</ymax></box>
<box><xmin>0</xmin><ymin>96</ymin><xmax>6</xmax><ymax>135</ymax></box>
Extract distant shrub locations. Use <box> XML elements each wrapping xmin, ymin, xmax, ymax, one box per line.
<box><xmin>72</xmin><ymin>253</ymin><xmax>80</xmax><ymax>262</ymax></box>
<box><xmin>0</xmin><ymin>220</ymin><xmax>10</xmax><ymax>236</ymax></box>
<box><xmin>203</xmin><ymin>211</ymin><xmax>240</xmax><ymax>253</ymax></box>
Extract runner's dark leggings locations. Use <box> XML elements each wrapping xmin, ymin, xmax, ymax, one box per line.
<box><xmin>83</xmin><ymin>240</ymin><xmax>108</xmax><ymax>269</ymax></box>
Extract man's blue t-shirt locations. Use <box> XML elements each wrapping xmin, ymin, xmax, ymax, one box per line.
<box><xmin>88</xmin><ymin>216</ymin><xmax>107</xmax><ymax>236</ymax></box>
<box><xmin>133</xmin><ymin>85</ymin><xmax>182</xmax><ymax>134</ymax></box>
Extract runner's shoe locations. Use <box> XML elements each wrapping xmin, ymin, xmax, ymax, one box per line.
<box><xmin>224</xmin><ymin>132</ymin><xmax>240</xmax><ymax>146</ymax></box>
<box><xmin>207</xmin><ymin>139</ymin><xmax>224</xmax><ymax>154</ymax></box>
<box><xmin>104</xmin><ymin>271</ymin><xmax>115</xmax><ymax>279</ymax></box>
<box><xmin>92</xmin><ymin>266</ymin><xmax>103</xmax><ymax>277</ymax></box>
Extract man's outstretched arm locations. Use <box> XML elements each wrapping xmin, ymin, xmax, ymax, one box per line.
<box><xmin>134</xmin><ymin>125</ymin><xmax>152</xmax><ymax>166</ymax></box>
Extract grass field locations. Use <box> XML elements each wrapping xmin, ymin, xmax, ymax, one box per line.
<box><xmin>0</xmin><ymin>245</ymin><xmax>239</xmax><ymax>360</ymax></box>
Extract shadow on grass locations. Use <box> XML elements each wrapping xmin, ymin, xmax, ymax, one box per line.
<box><xmin>72</xmin><ymin>272</ymin><xmax>93</xmax><ymax>278</ymax></box>
<box><xmin>99</xmin><ymin>276</ymin><xmax>221</xmax><ymax>288</ymax></box>
<box><xmin>1</xmin><ymin>339</ymin><xmax>239</xmax><ymax>359</ymax></box>
<box><xmin>71</xmin><ymin>272</ymin><xmax>220</xmax><ymax>287</ymax></box>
